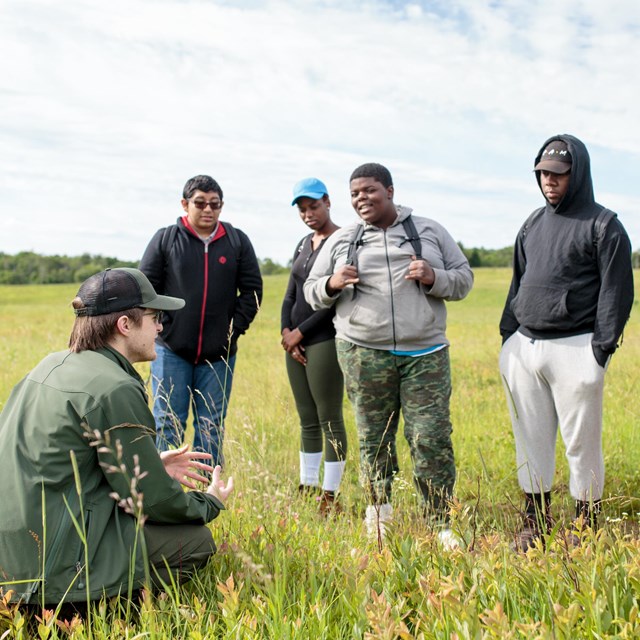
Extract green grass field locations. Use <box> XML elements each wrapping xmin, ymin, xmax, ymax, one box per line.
<box><xmin>1</xmin><ymin>269</ymin><xmax>640</xmax><ymax>638</ymax></box>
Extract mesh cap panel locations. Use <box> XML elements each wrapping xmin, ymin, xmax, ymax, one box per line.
<box><xmin>75</xmin><ymin>267</ymin><xmax>185</xmax><ymax>316</ymax></box>
<box><xmin>76</xmin><ymin>270</ymin><xmax>143</xmax><ymax>316</ymax></box>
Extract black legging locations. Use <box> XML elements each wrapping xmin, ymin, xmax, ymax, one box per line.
<box><xmin>285</xmin><ymin>339</ymin><xmax>347</xmax><ymax>462</ymax></box>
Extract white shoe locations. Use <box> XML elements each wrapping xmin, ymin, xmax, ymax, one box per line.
<box><xmin>365</xmin><ymin>503</ymin><xmax>393</xmax><ymax>540</ymax></box>
<box><xmin>437</xmin><ymin>528</ymin><xmax>462</xmax><ymax>551</ymax></box>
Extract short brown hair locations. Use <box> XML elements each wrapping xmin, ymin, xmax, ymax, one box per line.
<box><xmin>68</xmin><ymin>298</ymin><xmax>144</xmax><ymax>353</ymax></box>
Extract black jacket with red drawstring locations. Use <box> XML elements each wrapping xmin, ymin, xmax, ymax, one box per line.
<box><xmin>140</xmin><ymin>216</ymin><xmax>263</xmax><ymax>364</ymax></box>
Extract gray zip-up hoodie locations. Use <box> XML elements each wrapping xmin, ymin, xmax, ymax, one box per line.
<box><xmin>499</xmin><ymin>134</ymin><xmax>634</xmax><ymax>366</ymax></box>
<box><xmin>303</xmin><ymin>205</ymin><xmax>473</xmax><ymax>351</ymax></box>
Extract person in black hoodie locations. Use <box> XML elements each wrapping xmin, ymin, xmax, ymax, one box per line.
<box><xmin>499</xmin><ymin>134</ymin><xmax>633</xmax><ymax>551</ymax></box>
<box><xmin>140</xmin><ymin>175</ymin><xmax>263</xmax><ymax>467</ymax></box>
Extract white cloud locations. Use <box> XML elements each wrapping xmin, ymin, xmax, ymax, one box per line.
<box><xmin>0</xmin><ymin>0</ymin><xmax>639</xmax><ymax>264</ymax></box>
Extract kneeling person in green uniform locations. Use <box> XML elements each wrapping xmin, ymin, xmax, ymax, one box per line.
<box><xmin>0</xmin><ymin>268</ymin><xmax>233</xmax><ymax>606</ymax></box>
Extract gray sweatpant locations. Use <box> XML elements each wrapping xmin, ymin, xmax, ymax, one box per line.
<box><xmin>499</xmin><ymin>331</ymin><xmax>606</xmax><ymax>501</ymax></box>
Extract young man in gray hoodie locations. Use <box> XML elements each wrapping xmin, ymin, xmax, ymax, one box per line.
<box><xmin>304</xmin><ymin>163</ymin><xmax>473</xmax><ymax>546</ymax></box>
<box><xmin>499</xmin><ymin>134</ymin><xmax>633</xmax><ymax>551</ymax></box>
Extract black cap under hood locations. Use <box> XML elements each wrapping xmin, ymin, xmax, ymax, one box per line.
<box><xmin>534</xmin><ymin>134</ymin><xmax>597</xmax><ymax>214</ymax></box>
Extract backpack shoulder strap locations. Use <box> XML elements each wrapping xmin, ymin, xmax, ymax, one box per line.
<box><xmin>521</xmin><ymin>207</ymin><xmax>545</xmax><ymax>239</ymax></box>
<box><xmin>161</xmin><ymin>224</ymin><xmax>178</xmax><ymax>258</ymax></box>
<box><xmin>401</xmin><ymin>215</ymin><xmax>422</xmax><ymax>260</ymax></box>
<box><xmin>345</xmin><ymin>224</ymin><xmax>365</xmax><ymax>267</ymax></box>
<box><xmin>345</xmin><ymin>224</ymin><xmax>365</xmax><ymax>300</ymax></box>
<box><xmin>593</xmin><ymin>208</ymin><xmax>616</xmax><ymax>250</ymax></box>
<box><xmin>292</xmin><ymin>235</ymin><xmax>309</xmax><ymax>262</ymax></box>
<box><xmin>222</xmin><ymin>221</ymin><xmax>241</xmax><ymax>254</ymax></box>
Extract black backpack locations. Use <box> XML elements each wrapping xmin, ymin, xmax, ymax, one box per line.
<box><xmin>345</xmin><ymin>215</ymin><xmax>423</xmax><ymax>268</ymax></box>
<box><xmin>160</xmin><ymin>222</ymin><xmax>241</xmax><ymax>258</ymax></box>
<box><xmin>521</xmin><ymin>206</ymin><xmax>616</xmax><ymax>252</ymax></box>
<box><xmin>344</xmin><ymin>215</ymin><xmax>424</xmax><ymax>298</ymax></box>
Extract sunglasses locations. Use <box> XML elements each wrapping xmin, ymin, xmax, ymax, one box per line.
<box><xmin>143</xmin><ymin>310</ymin><xmax>163</xmax><ymax>323</ymax></box>
<box><xmin>191</xmin><ymin>199</ymin><xmax>222</xmax><ymax>210</ymax></box>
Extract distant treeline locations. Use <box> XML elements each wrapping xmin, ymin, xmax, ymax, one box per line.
<box><xmin>1</xmin><ymin>247</ymin><xmax>639</xmax><ymax>284</ymax></box>
<box><xmin>0</xmin><ymin>252</ymin><xmax>292</xmax><ymax>284</ymax></box>
<box><xmin>0</xmin><ymin>252</ymin><xmax>138</xmax><ymax>285</ymax></box>
<box><xmin>458</xmin><ymin>244</ymin><xmax>640</xmax><ymax>269</ymax></box>
<box><xmin>458</xmin><ymin>244</ymin><xmax>513</xmax><ymax>268</ymax></box>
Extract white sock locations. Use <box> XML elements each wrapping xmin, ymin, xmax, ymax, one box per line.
<box><xmin>365</xmin><ymin>503</ymin><xmax>393</xmax><ymax>523</ymax></box>
<box><xmin>300</xmin><ymin>451</ymin><xmax>322</xmax><ymax>486</ymax></box>
<box><xmin>438</xmin><ymin>528</ymin><xmax>462</xmax><ymax>551</ymax></box>
<box><xmin>322</xmin><ymin>460</ymin><xmax>346</xmax><ymax>492</ymax></box>
<box><xmin>364</xmin><ymin>503</ymin><xmax>393</xmax><ymax>538</ymax></box>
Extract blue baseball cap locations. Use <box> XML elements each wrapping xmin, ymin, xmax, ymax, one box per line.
<box><xmin>291</xmin><ymin>177</ymin><xmax>328</xmax><ymax>205</ymax></box>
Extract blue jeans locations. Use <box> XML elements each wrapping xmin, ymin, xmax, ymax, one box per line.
<box><xmin>151</xmin><ymin>344</ymin><xmax>236</xmax><ymax>466</ymax></box>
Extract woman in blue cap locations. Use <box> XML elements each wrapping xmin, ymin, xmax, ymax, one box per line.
<box><xmin>281</xmin><ymin>177</ymin><xmax>347</xmax><ymax>514</ymax></box>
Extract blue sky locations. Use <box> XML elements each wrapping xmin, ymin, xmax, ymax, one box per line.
<box><xmin>1</xmin><ymin>0</ymin><xmax>639</xmax><ymax>264</ymax></box>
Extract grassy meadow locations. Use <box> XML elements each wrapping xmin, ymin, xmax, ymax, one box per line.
<box><xmin>1</xmin><ymin>269</ymin><xmax>640</xmax><ymax>638</ymax></box>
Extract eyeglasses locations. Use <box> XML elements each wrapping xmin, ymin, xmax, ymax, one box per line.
<box><xmin>191</xmin><ymin>199</ymin><xmax>222</xmax><ymax>210</ymax></box>
<box><xmin>143</xmin><ymin>310</ymin><xmax>163</xmax><ymax>323</ymax></box>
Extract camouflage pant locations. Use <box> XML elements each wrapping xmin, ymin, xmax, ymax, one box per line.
<box><xmin>336</xmin><ymin>340</ymin><xmax>455</xmax><ymax>515</ymax></box>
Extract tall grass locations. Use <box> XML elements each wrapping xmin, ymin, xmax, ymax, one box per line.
<box><xmin>1</xmin><ymin>269</ymin><xmax>639</xmax><ymax>638</ymax></box>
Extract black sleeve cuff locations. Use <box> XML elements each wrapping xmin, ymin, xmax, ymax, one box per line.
<box><xmin>592</xmin><ymin>344</ymin><xmax>612</xmax><ymax>368</ymax></box>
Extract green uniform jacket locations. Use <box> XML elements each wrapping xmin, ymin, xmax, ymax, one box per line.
<box><xmin>0</xmin><ymin>346</ymin><xmax>224</xmax><ymax>604</ymax></box>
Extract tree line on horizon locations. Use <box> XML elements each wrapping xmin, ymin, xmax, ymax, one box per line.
<box><xmin>1</xmin><ymin>247</ymin><xmax>639</xmax><ymax>284</ymax></box>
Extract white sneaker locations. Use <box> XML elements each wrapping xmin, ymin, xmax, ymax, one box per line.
<box><xmin>365</xmin><ymin>503</ymin><xmax>393</xmax><ymax>540</ymax></box>
<box><xmin>437</xmin><ymin>528</ymin><xmax>462</xmax><ymax>551</ymax></box>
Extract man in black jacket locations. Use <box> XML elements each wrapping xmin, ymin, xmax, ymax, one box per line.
<box><xmin>499</xmin><ymin>134</ymin><xmax>634</xmax><ymax>551</ymax></box>
<box><xmin>140</xmin><ymin>175</ymin><xmax>263</xmax><ymax>466</ymax></box>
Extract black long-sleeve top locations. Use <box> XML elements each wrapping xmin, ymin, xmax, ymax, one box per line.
<box><xmin>280</xmin><ymin>234</ymin><xmax>336</xmax><ymax>346</ymax></box>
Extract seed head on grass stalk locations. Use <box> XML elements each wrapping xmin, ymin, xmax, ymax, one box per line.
<box><xmin>84</xmin><ymin>426</ymin><xmax>153</xmax><ymax>611</ymax></box>
<box><xmin>88</xmin><ymin>434</ymin><xmax>150</xmax><ymax>525</ymax></box>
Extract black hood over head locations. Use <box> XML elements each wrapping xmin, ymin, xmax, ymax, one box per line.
<box><xmin>534</xmin><ymin>134</ymin><xmax>596</xmax><ymax>214</ymax></box>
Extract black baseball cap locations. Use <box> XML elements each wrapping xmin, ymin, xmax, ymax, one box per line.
<box><xmin>74</xmin><ymin>268</ymin><xmax>185</xmax><ymax>317</ymax></box>
<box><xmin>534</xmin><ymin>140</ymin><xmax>572</xmax><ymax>173</ymax></box>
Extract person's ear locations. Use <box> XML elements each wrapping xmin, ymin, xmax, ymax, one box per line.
<box><xmin>181</xmin><ymin>198</ymin><xmax>189</xmax><ymax>213</ymax></box>
<box><xmin>387</xmin><ymin>185</ymin><xmax>394</xmax><ymax>199</ymax></box>
<box><xmin>115</xmin><ymin>314</ymin><xmax>132</xmax><ymax>337</ymax></box>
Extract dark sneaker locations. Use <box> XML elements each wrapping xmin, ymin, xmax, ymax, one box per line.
<box><xmin>563</xmin><ymin>529</ymin><xmax>582</xmax><ymax>548</ymax></box>
<box><xmin>318</xmin><ymin>490</ymin><xmax>343</xmax><ymax>517</ymax></box>
<box><xmin>298</xmin><ymin>484</ymin><xmax>321</xmax><ymax>497</ymax></box>
<box><xmin>512</xmin><ymin>523</ymin><xmax>544</xmax><ymax>552</ymax></box>
<box><xmin>564</xmin><ymin>513</ymin><xmax>596</xmax><ymax>548</ymax></box>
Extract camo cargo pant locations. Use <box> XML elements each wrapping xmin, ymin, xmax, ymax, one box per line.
<box><xmin>336</xmin><ymin>339</ymin><xmax>455</xmax><ymax>517</ymax></box>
